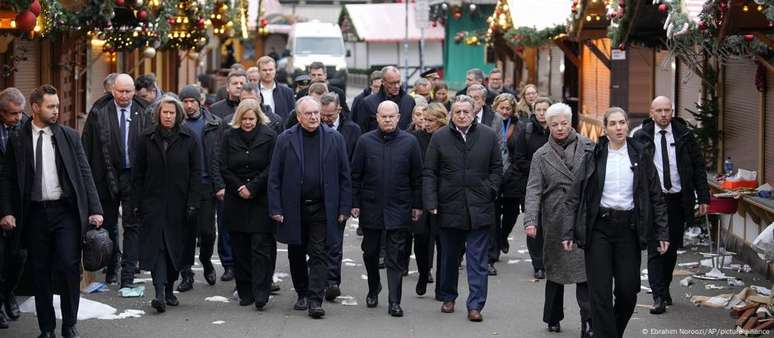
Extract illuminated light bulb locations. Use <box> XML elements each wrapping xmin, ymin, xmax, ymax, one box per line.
<box><xmin>586</xmin><ymin>15</ymin><xmax>592</xmax><ymax>22</ymax></box>
<box><xmin>183</xmin><ymin>17</ymin><xmax>189</xmax><ymax>24</ymax></box>
<box><xmin>758</xmin><ymin>5</ymin><xmax>764</xmax><ymax>11</ymax></box>
<box><xmin>10</xmin><ymin>20</ymin><xmax>15</xmax><ymax>28</ymax></box>
<box><xmin>742</xmin><ymin>5</ymin><xmax>749</xmax><ymax>12</ymax></box>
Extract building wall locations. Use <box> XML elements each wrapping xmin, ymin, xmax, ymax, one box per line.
<box><xmin>443</xmin><ymin>5</ymin><xmax>494</xmax><ymax>90</ymax></box>
<box><xmin>345</xmin><ymin>41</ymin><xmax>443</xmax><ymax>83</ymax></box>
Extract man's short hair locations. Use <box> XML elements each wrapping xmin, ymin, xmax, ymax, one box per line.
<box><xmin>230</xmin><ymin>63</ymin><xmax>246</xmax><ymax>71</ymax></box>
<box><xmin>308</xmin><ymin>83</ymin><xmax>329</xmax><ymax>96</ymax></box>
<box><xmin>246</xmin><ymin>67</ymin><xmax>260</xmax><ymax>77</ymax></box>
<box><xmin>468</xmin><ymin>84</ymin><xmax>487</xmax><ymax>96</ymax></box>
<box><xmin>296</xmin><ymin>96</ymin><xmax>321</xmax><ymax>112</ymax></box>
<box><xmin>309</xmin><ymin>61</ymin><xmax>326</xmax><ymax>73</ymax></box>
<box><xmin>415</xmin><ymin>78</ymin><xmax>430</xmax><ymax>87</ymax></box>
<box><xmin>320</xmin><ymin>92</ymin><xmax>339</xmax><ymax>107</ymax></box>
<box><xmin>135</xmin><ymin>74</ymin><xmax>157</xmax><ymax>91</ymax></box>
<box><xmin>452</xmin><ymin>95</ymin><xmax>475</xmax><ymax>113</ymax></box>
<box><xmin>241</xmin><ymin>82</ymin><xmax>259</xmax><ymax>94</ymax></box>
<box><xmin>467</xmin><ymin>68</ymin><xmax>485</xmax><ymax>82</ymax></box>
<box><xmin>369</xmin><ymin>70</ymin><xmax>383</xmax><ymax>83</ymax></box>
<box><xmin>227</xmin><ymin>70</ymin><xmax>247</xmax><ymax>83</ymax></box>
<box><xmin>489</xmin><ymin>68</ymin><xmax>503</xmax><ymax>76</ymax></box>
<box><xmin>30</xmin><ymin>84</ymin><xmax>57</xmax><ymax>107</ymax></box>
<box><xmin>377</xmin><ymin>100</ymin><xmax>399</xmax><ymax>115</ymax></box>
<box><xmin>0</xmin><ymin>87</ymin><xmax>26</xmax><ymax>111</ymax></box>
<box><xmin>257</xmin><ymin>56</ymin><xmax>275</xmax><ymax>68</ymax></box>
<box><xmin>381</xmin><ymin>65</ymin><xmax>400</xmax><ymax>76</ymax></box>
<box><xmin>103</xmin><ymin>73</ymin><xmax>118</xmax><ymax>92</ymax></box>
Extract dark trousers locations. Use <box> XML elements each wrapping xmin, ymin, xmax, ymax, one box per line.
<box><xmin>647</xmin><ymin>193</ymin><xmax>685</xmax><ymax>301</ymax></box>
<box><xmin>151</xmin><ymin>242</ymin><xmax>178</xmax><ymax>300</ymax></box>
<box><xmin>231</xmin><ymin>232</ymin><xmax>276</xmax><ymax>305</ymax></box>
<box><xmin>438</xmin><ymin>227</ymin><xmax>490</xmax><ymax>311</ymax></box>
<box><xmin>543</xmin><ymin>280</ymin><xmax>591</xmax><ymax>325</ymax></box>
<box><xmin>101</xmin><ymin>171</ymin><xmax>139</xmax><ymax>284</ymax></box>
<box><xmin>362</xmin><ymin>228</ymin><xmax>409</xmax><ymax>304</ymax></box>
<box><xmin>325</xmin><ymin>221</ymin><xmax>346</xmax><ymax>287</ymax></box>
<box><xmin>181</xmin><ymin>189</ymin><xmax>217</xmax><ymax>277</ymax></box>
<box><xmin>408</xmin><ymin>231</ymin><xmax>432</xmax><ymax>282</ymax></box>
<box><xmin>27</xmin><ymin>201</ymin><xmax>81</xmax><ymax>332</ymax></box>
<box><xmin>215</xmin><ymin>200</ymin><xmax>234</xmax><ymax>268</ymax></box>
<box><xmin>586</xmin><ymin>213</ymin><xmax>641</xmax><ymax>338</ymax></box>
<box><xmin>288</xmin><ymin>203</ymin><xmax>328</xmax><ymax>305</ymax></box>
<box><xmin>491</xmin><ymin>197</ymin><xmax>521</xmax><ymax>263</ymax></box>
<box><xmin>526</xmin><ymin>220</ymin><xmax>544</xmax><ymax>272</ymax></box>
<box><xmin>0</xmin><ymin>232</ymin><xmax>26</xmax><ymax>304</ymax></box>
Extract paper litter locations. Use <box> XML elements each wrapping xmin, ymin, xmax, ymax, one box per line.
<box><xmin>335</xmin><ymin>295</ymin><xmax>358</xmax><ymax>306</ymax></box>
<box><xmin>360</xmin><ymin>274</ymin><xmax>368</xmax><ymax>280</ymax></box>
<box><xmin>20</xmin><ymin>296</ymin><xmax>143</xmax><ymax>320</ymax></box>
<box><xmin>212</xmin><ymin>320</ymin><xmax>225</xmax><ymax>325</ymax></box>
<box><xmin>507</xmin><ymin>259</ymin><xmax>520</xmax><ymax>264</ymax></box>
<box><xmin>204</xmin><ymin>296</ymin><xmax>230</xmax><ymax>303</ymax></box>
<box><xmin>273</xmin><ymin>272</ymin><xmax>289</xmax><ymax>283</ymax></box>
<box><xmin>119</xmin><ymin>286</ymin><xmax>144</xmax><ymax>298</ymax></box>
<box><xmin>82</xmin><ymin>282</ymin><xmax>109</xmax><ymax>294</ymax></box>
<box><xmin>679</xmin><ymin>277</ymin><xmax>693</xmax><ymax>287</ymax></box>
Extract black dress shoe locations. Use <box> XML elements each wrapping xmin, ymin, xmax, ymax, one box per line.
<box><xmin>271</xmin><ymin>282</ymin><xmax>281</xmax><ymax>293</ymax></box>
<box><xmin>255</xmin><ymin>302</ymin><xmax>266</xmax><ymax>311</ymax></box>
<box><xmin>203</xmin><ymin>263</ymin><xmax>217</xmax><ymax>286</ymax></box>
<box><xmin>308</xmin><ymin>303</ymin><xmax>325</xmax><ymax>318</ymax></box>
<box><xmin>650</xmin><ymin>298</ymin><xmax>666</xmax><ymax>315</ymax></box>
<box><xmin>239</xmin><ymin>296</ymin><xmax>255</xmax><ymax>306</ymax></box>
<box><xmin>664</xmin><ymin>293</ymin><xmax>673</xmax><ymax>306</ymax></box>
<box><xmin>62</xmin><ymin>326</ymin><xmax>81</xmax><ymax>338</ymax></box>
<box><xmin>37</xmin><ymin>331</ymin><xmax>55</xmax><ymax>338</ymax></box>
<box><xmin>535</xmin><ymin>269</ymin><xmax>546</xmax><ymax>279</ymax></box>
<box><xmin>294</xmin><ymin>297</ymin><xmax>309</xmax><ymax>310</ymax></box>
<box><xmin>366</xmin><ymin>294</ymin><xmax>378</xmax><ymax>308</ymax></box>
<box><xmin>388</xmin><ymin>303</ymin><xmax>403</xmax><ymax>317</ymax></box>
<box><xmin>220</xmin><ymin>267</ymin><xmax>235</xmax><ymax>281</ymax></box>
<box><xmin>151</xmin><ymin>299</ymin><xmax>166</xmax><ymax>313</ymax></box>
<box><xmin>547</xmin><ymin>322</ymin><xmax>561</xmax><ymax>332</ymax></box>
<box><xmin>487</xmin><ymin>264</ymin><xmax>498</xmax><ymax>276</ymax></box>
<box><xmin>501</xmin><ymin>241</ymin><xmax>510</xmax><ymax>254</ymax></box>
<box><xmin>165</xmin><ymin>294</ymin><xmax>179</xmax><ymax>306</ymax></box>
<box><xmin>0</xmin><ymin>310</ymin><xmax>8</xmax><ymax>329</ymax></box>
<box><xmin>325</xmin><ymin>285</ymin><xmax>341</xmax><ymax>301</ymax></box>
<box><xmin>4</xmin><ymin>296</ymin><xmax>19</xmax><ymax>321</ymax></box>
<box><xmin>416</xmin><ymin>279</ymin><xmax>427</xmax><ymax>296</ymax></box>
<box><xmin>176</xmin><ymin>276</ymin><xmax>194</xmax><ymax>292</ymax></box>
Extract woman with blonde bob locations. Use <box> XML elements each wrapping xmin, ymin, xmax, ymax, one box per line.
<box><xmin>515</xmin><ymin>84</ymin><xmax>538</xmax><ymax>119</ymax></box>
<box><xmin>221</xmin><ymin>99</ymin><xmax>278</xmax><ymax>311</ymax></box>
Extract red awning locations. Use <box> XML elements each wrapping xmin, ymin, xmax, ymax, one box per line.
<box><xmin>341</xmin><ymin>3</ymin><xmax>445</xmax><ymax>43</ymax></box>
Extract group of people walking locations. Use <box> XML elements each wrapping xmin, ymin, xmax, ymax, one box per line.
<box><xmin>0</xmin><ymin>57</ymin><xmax>710</xmax><ymax>338</ymax></box>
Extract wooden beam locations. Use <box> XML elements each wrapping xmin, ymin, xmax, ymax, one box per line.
<box><xmin>584</xmin><ymin>40</ymin><xmax>611</xmax><ymax>70</ymax></box>
<box><xmin>755</xmin><ymin>55</ymin><xmax>774</xmax><ymax>74</ymax></box>
<box><xmin>553</xmin><ymin>39</ymin><xmax>579</xmax><ymax>68</ymax></box>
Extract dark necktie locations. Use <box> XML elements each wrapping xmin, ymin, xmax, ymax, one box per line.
<box><xmin>120</xmin><ymin>108</ymin><xmax>128</xmax><ymax>168</ymax></box>
<box><xmin>31</xmin><ymin>130</ymin><xmax>44</xmax><ymax>201</ymax></box>
<box><xmin>660</xmin><ymin>130</ymin><xmax>672</xmax><ymax>191</ymax></box>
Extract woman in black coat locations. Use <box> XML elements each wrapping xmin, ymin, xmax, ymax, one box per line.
<box><xmin>132</xmin><ymin>96</ymin><xmax>201</xmax><ymax>313</ymax></box>
<box><xmin>220</xmin><ymin>99</ymin><xmax>277</xmax><ymax>310</ymax></box>
<box><xmin>506</xmin><ymin>96</ymin><xmax>551</xmax><ymax>279</ymax></box>
<box><xmin>490</xmin><ymin>93</ymin><xmax>520</xmax><ymax>262</ymax></box>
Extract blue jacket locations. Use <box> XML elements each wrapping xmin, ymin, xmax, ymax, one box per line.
<box><xmin>268</xmin><ymin>124</ymin><xmax>352</xmax><ymax>245</ymax></box>
<box><xmin>351</xmin><ymin>129</ymin><xmax>422</xmax><ymax>230</ymax></box>
<box><xmin>260</xmin><ymin>82</ymin><xmax>296</xmax><ymax>121</ymax></box>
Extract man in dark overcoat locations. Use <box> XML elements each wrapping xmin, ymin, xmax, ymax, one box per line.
<box><xmin>0</xmin><ymin>85</ymin><xmax>103</xmax><ymax>338</ymax></box>
<box><xmin>357</xmin><ymin>66</ymin><xmax>415</xmax><ymax>132</ymax></box>
<box><xmin>351</xmin><ymin>100</ymin><xmax>422</xmax><ymax>317</ymax></box>
<box><xmin>268</xmin><ymin>96</ymin><xmax>352</xmax><ymax>319</ymax></box>
<box><xmin>423</xmin><ymin>95</ymin><xmax>503</xmax><ymax>322</ymax></box>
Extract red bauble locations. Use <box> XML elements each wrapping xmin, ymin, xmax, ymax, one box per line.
<box><xmin>452</xmin><ymin>11</ymin><xmax>462</xmax><ymax>20</ymax></box>
<box><xmin>572</xmin><ymin>0</ymin><xmax>578</xmax><ymax>4</ymax></box>
<box><xmin>744</xmin><ymin>34</ymin><xmax>754</xmax><ymax>42</ymax></box>
<box><xmin>658</xmin><ymin>4</ymin><xmax>668</xmax><ymax>13</ymax></box>
<box><xmin>260</xmin><ymin>17</ymin><xmax>269</xmax><ymax>27</ymax></box>
<box><xmin>15</xmin><ymin>10</ymin><xmax>36</xmax><ymax>32</ymax></box>
<box><xmin>197</xmin><ymin>18</ymin><xmax>205</xmax><ymax>29</ymax></box>
<box><xmin>167</xmin><ymin>17</ymin><xmax>176</xmax><ymax>25</ymax></box>
<box><xmin>698</xmin><ymin>21</ymin><xmax>707</xmax><ymax>30</ymax></box>
<box><xmin>431</xmin><ymin>21</ymin><xmax>437</xmax><ymax>27</ymax></box>
<box><xmin>137</xmin><ymin>9</ymin><xmax>148</xmax><ymax>21</ymax></box>
<box><xmin>115</xmin><ymin>0</ymin><xmax>125</xmax><ymax>6</ymax></box>
<box><xmin>29</xmin><ymin>0</ymin><xmax>42</xmax><ymax>16</ymax></box>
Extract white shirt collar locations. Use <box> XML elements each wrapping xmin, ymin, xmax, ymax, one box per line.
<box><xmin>656</xmin><ymin>123</ymin><xmax>672</xmax><ymax>135</ymax></box>
<box><xmin>608</xmin><ymin>141</ymin><xmax>628</xmax><ymax>155</ymax></box>
<box><xmin>31</xmin><ymin>123</ymin><xmax>52</xmax><ymax>135</ymax></box>
<box><xmin>260</xmin><ymin>81</ymin><xmax>276</xmax><ymax>91</ymax></box>
<box><xmin>115</xmin><ymin>100</ymin><xmax>132</xmax><ymax>114</ymax></box>
<box><xmin>331</xmin><ymin>116</ymin><xmax>341</xmax><ymax>130</ymax></box>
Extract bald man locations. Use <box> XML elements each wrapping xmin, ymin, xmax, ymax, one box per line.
<box><xmin>82</xmin><ymin>73</ymin><xmax>150</xmax><ymax>289</ymax></box>
<box><xmin>633</xmin><ymin>96</ymin><xmax>710</xmax><ymax>315</ymax></box>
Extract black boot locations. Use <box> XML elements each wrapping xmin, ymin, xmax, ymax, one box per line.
<box><xmin>165</xmin><ymin>284</ymin><xmax>179</xmax><ymax>306</ymax></box>
<box><xmin>177</xmin><ymin>270</ymin><xmax>194</xmax><ymax>292</ymax></box>
<box><xmin>221</xmin><ymin>267</ymin><xmax>235</xmax><ymax>281</ymax></box>
<box><xmin>308</xmin><ymin>302</ymin><xmax>325</xmax><ymax>318</ymax></box>
<box><xmin>416</xmin><ymin>276</ymin><xmax>428</xmax><ymax>296</ymax></box>
<box><xmin>650</xmin><ymin>297</ymin><xmax>666</xmax><ymax>315</ymax></box>
<box><xmin>388</xmin><ymin>302</ymin><xmax>403</xmax><ymax>317</ymax></box>
<box><xmin>202</xmin><ymin>260</ymin><xmax>216</xmax><ymax>286</ymax></box>
<box><xmin>3</xmin><ymin>294</ymin><xmax>20</xmax><ymax>320</ymax></box>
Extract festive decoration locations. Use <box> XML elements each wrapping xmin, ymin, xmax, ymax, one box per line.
<box><xmin>143</xmin><ymin>46</ymin><xmax>156</xmax><ymax>58</ymax></box>
<box><xmin>161</xmin><ymin>0</ymin><xmax>210</xmax><ymax>51</ymax></box>
<box><xmin>503</xmin><ymin>25</ymin><xmax>567</xmax><ymax>49</ymax></box>
<box><xmin>15</xmin><ymin>10</ymin><xmax>37</xmax><ymax>33</ymax></box>
<box><xmin>30</xmin><ymin>0</ymin><xmax>42</xmax><ymax>16</ymax></box>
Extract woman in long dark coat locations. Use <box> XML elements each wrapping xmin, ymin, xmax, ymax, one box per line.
<box><xmin>220</xmin><ymin>99</ymin><xmax>277</xmax><ymax>311</ymax></box>
<box><xmin>524</xmin><ymin>103</ymin><xmax>593</xmax><ymax>336</ymax></box>
<box><xmin>490</xmin><ymin>93</ymin><xmax>520</xmax><ymax>259</ymax></box>
<box><xmin>132</xmin><ymin>95</ymin><xmax>201</xmax><ymax>313</ymax></box>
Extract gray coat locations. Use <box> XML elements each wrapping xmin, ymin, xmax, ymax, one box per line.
<box><xmin>523</xmin><ymin>134</ymin><xmax>594</xmax><ymax>285</ymax></box>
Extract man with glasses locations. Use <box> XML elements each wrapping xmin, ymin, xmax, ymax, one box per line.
<box><xmin>357</xmin><ymin>66</ymin><xmax>414</xmax><ymax>132</ymax></box>
<box><xmin>268</xmin><ymin>96</ymin><xmax>352</xmax><ymax>319</ymax></box>
<box><xmin>423</xmin><ymin>95</ymin><xmax>502</xmax><ymax>322</ymax></box>
<box><xmin>82</xmin><ymin>74</ymin><xmax>149</xmax><ymax>289</ymax></box>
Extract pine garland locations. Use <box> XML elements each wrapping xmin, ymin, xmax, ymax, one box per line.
<box><xmin>503</xmin><ymin>25</ymin><xmax>566</xmax><ymax>49</ymax></box>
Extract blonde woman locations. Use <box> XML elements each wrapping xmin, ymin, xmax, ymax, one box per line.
<box><xmin>220</xmin><ymin>99</ymin><xmax>277</xmax><ymax>311</ymax></box>
<box><xmin>515</xmin><ymin>84</ymin><xmax>538</xmax><ymax>119</ymax></box>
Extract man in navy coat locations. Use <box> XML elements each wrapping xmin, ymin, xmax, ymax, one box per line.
<box><xmin>268</xmin><ymin>96</ymin><xmax>352</xmax><ymax>319</ymax></box>
<box><xmin>351</xmin><ymin>101</ymin><xmax>423</xmax><ymax>317</ymax></box>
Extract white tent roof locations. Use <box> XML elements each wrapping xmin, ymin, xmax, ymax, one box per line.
<box><xmin>508</xmin><ymin>0</ymin><xmax>573</xmax><ymax>30</ymax></box>
<box><xmin>342</xmin><ymin>3</ymin><xmax>445</xmax><ymax>43</ymax></box>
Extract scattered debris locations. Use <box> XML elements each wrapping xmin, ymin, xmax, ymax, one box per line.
<box><xmin>342</xmin><ymin>258</ymin><xmax>355</xmax><ymax>263</ymax></box>
<box><xmin>728</xmin><ymin>278</ymin><xmax>746</xmax><ymax>288</ymax></box>
<box><xmin>641</xmin><ymin>285</ymin><xmax>652</xmax><ymax>293</ymax></box>
<box><xmin>507</xmin><ymin>259</ymin><xmax>520</xmax><ymax>264</ymax></box>
<box><xmin>677</xmin><ymin>262</ymin><xmax>700</xmax><ymax>268</ymax></box>
<box><xmin>212</xmin><ymin>320</ymin><xmax>225</xmax><ymax>325</ymax></box>
<box><xmin>119</xmin><ymin>286</ymin><xmax>145</xmax><ymax>298</ymax></box>
<box><xmin>204</xmin><ymin>296</ymin><xmax>230</xmax><ymax>303</ymax></box>
<box><xmin>19</xmin><ymin>296</ymin><xmax>140</xmax><ymax>320</ymax></box>
<box><xmin>335</xmin><ymin>295</ymin><xmax>358</xmax><ymax>306</ymax></box>
<box><xmin>750</xmin><ymin>285</ymin><xmax>771</xmax><ymax>296</ymax></box>
<box><xmin>82</xmin><ymin>282</ymin><xmax>109</xmax><ymax>294</ymax></box>
<box><xmin>100</xmin><ymin>309</ymin><xmax>144</xmax><ymax>320</ymax></box>
<box><xmin>742</xmin><ymin>264</ymin><xmax>752</xmax><ymax>273</ymax></box>
<box><xmin>679</xmin><ymin>277</ymin><xmax>693</xmax><ymax>287</ymax></box>
<box><xmin>273</xmin><ymin>272</ymin><xmax>289</xmax><ymax>283</ymax></box>
<box><xmin>706</xmin><ymin>284</ymin><xmax>727</xmax><ymax>290</ymax></box>
<box><xmin>516</xmin><ymin>249</ymin><xmax>528</xmax><ymax>254</ymax></box>
<box><xmin>361</xmin><ymin>274</ymin><xmax>368</xmax><ymax>280</ymax></box>
<box><xmin>677</xmin><ymin>250</ymin><xmax>687</xmax><ymax>255</ymax></box>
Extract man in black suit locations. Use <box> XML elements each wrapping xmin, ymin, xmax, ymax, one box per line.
<box><xmin>319</xmin><ymin>92</ymin><xmax>361</xmax><ymax>301</ymax></box>
<box><xmin>0</xmin><ymin>84</ymin><xmax>103</xmax><ymax>338</ymax></box>
<box><xmin>467</xmin><ymin>84</ymin><xmax>494</xmax><ymax>127</ymax></box>
<box><xmin>82</xmin><ymin>74</ymin><xmax>148</xmax><ymax>288</ymax></box>
<box><xmin>0</xmin><ymin>88</ymin><xmax>29</xmax><ymax>328</ymax></box>
<box><xmin>295</xmin><ymin>62</ymin><xmax>350</xmax><ymax>118</ymax></box>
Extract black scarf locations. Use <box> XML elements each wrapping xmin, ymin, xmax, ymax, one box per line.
<box><xmin>157</xmin><ymin>125</ymin><xmax>179</xmax><ymax>151</ymax></box>
<box><xmin>239</xmin><ymin>126</ymin><xmax>259</xmax><ymax>146</ymax></box>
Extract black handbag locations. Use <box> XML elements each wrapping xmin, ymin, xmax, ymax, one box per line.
<box><xmin>83</xmin><ymin>227</ymin><xmax>114</xmax><ymax>272</ymax></box>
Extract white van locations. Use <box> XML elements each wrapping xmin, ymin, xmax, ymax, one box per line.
<box><xmin>285</xmin><ymin>20</ymin><xmax>348</xmax><ymax>91</ymax></box>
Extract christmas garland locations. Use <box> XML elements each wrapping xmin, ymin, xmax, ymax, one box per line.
<box><xmin>454</xmin><ymin>30</ymin><xmax>487</xmax><ymax>46</ymax></box>
<box><xmin>503</xmin><ymin>25</ymin><xmax>566</xmax><ymax>49</ymax></box>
